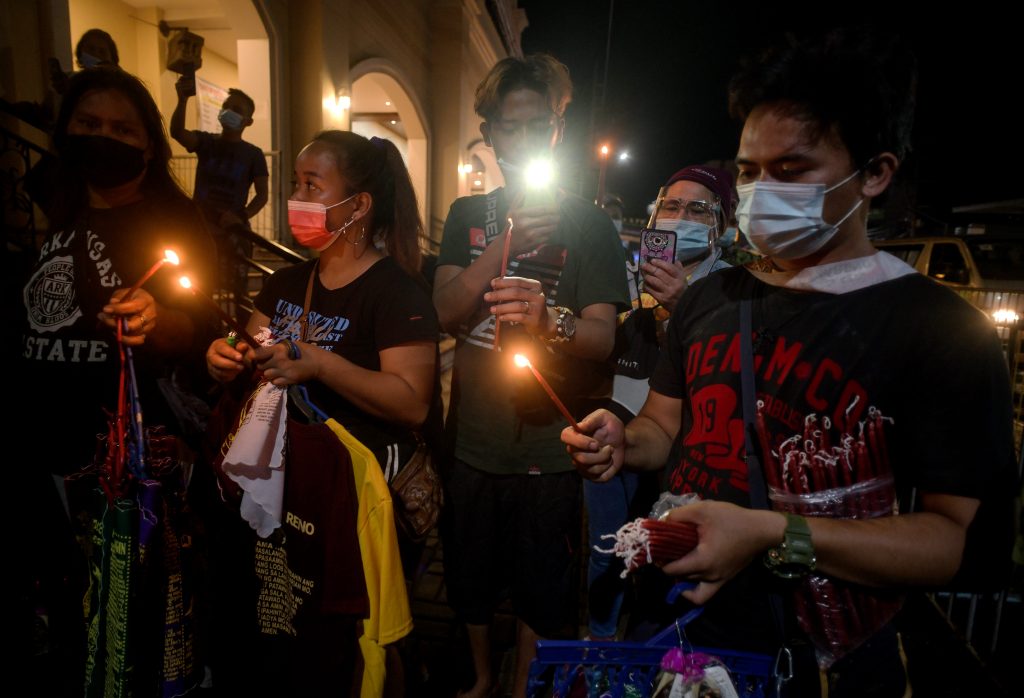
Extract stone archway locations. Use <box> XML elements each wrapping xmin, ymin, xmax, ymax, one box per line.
<box><xmin>350</xmin><ymin>59</ymin><xmax>430</xmax><ymax>228</ymax></box>
<box><xmin>463</xmin><ymin>138</ymin><xmax>504</xmax><ymax>197</ymax></box>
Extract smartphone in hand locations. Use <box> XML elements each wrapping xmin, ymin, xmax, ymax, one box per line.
<box><xmin>640</xmin><ymin>228</ymin><xmax>677</xmax><ymax>266</ymax></box>
<box><xmin>523</xmin><ymin>186</ymin><xmax>557</xmax><ymax>210</ymax></box>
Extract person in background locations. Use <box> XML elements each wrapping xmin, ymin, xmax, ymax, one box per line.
<box><xmin>584</xmin><ymin>167</ymin><xmax>735</xmax><ymax>642</ymax></box>
<box><xmin>433</xmin><ymin>54</ymin><xmax>629</xmax><ymax>697</ymax></box>
<box><xmin>601</xmin><ymin>193</ymin><xmax>625</xmax><ymax>234</ymax></box>
<box><xmin>171</xmin><ymin>77</ymin><xmax>268</xmax><ymax>317</ymax></box>
<box><xmin>48</xmin><ymin>28</ymin><xmax>121</xmax><ymax>98</ymax></box>
<box><xmin>640</xmin><ymin>165</ymin><xmax>735</xmax><ymax>315</ymax></box>
<box><xmin>563</xmin><ymin>29</ymin><xmax>1017</xmax><ymax>696</ymax></box>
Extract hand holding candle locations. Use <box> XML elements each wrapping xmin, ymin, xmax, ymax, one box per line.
<box><xmin>179</xmin><ymin>275</ymin><xmax>259</xmax><ymax>348</ymax></box>
<box><xmin>493</xmin><ymin>218</ymin><xmax>514</xmax><ymax>347</ymax></box>
<box><xmin>513</xmin><ymin>353</ymin><xmax>580</xmax><ymax>430</ymax></box>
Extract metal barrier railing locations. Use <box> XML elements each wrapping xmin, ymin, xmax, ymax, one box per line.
<box><xmin>0</xmin><ymin>113</ymin><xmax>50</xmax><ymax>253</ymax></box>
<box><xmin>169</xmin><ymin>151</ymin><xmax>281</xmax><ymax>242</ymax></box>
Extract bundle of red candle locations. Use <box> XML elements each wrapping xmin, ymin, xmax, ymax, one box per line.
<box><xmin>759</xmin><ymin>404</ymin><xmax>902</xmax><ymax>668</ymax></box>
<box><xmin>598</xmin><ymin>517</ymin><xmax>699</xmax><ymax>578</ymax></box>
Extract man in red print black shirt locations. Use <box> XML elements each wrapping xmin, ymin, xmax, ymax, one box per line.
<box><xmin>563</xmin><ymin>29</ymin><xmax>1016</xmax><ymax>697</ymax></box>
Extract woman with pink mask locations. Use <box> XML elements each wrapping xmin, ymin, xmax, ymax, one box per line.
<box><xmin>204</xmin><ymin>131</ymin><xmax>438</xmax><ymax>694</ymax></box>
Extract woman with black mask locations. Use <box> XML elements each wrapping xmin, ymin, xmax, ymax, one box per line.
<box><xmin>17</xmin><ymin>67</ymin><xmax>214</xmax><ymax>695</ymax></box>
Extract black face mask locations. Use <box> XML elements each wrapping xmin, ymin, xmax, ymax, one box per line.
<box><xmin>63</xmin><ymin>134</ymin><xmax>147</xmax><ymax>189</ymax></box>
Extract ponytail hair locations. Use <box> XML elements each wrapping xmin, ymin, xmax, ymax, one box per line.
<box><xmin>310</xmin><ymin>130</ymin><xmax>423</xmax><ymax>279</ymax></box>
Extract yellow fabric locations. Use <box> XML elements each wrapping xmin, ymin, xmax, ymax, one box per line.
<box><xmin>325</xmin><ymin>419</ymin><xmax>412</xmax><ymax>698</ymax></box>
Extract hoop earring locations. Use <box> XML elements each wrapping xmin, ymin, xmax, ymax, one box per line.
<box><xmin>340</xmin><ymin>218</ymin><xmax>368</xmax><ymax>245</ymax></box>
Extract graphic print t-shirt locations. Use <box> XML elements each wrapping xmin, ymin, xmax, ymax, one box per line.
<box><xmin>651</xmin><ymin>267</ymin><xmax>1012</xmax><ymax>505</ymax></box>
<box><xmin>254</xmin><ymin>257</ymin><xmax>439</xmax><ymax>456</ymax></box>
<box><xmin>19</xmin><ymin>197</ymin><xmax>215</xmax><ymax>473</ymax></box>
<box><xmin>436</xmin><ymin>188</ymin><xmax>630</xmax><ymax>474</ymax></box>
<box><xmin>645</xmin><ymin>266</ymin><xmax>1015</xmax><ymax>653</ymax></box>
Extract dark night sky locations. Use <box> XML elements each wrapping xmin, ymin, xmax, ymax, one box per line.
<box><xmin>518</xmin><ymin>0</ymin><xmax>1023</xmax><ymax>229</ymax></box>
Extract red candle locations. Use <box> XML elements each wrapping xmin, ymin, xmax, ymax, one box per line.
<box><xmin>492</xmin><ymin>219</ymin><xmax>514</xmax><ymax>347</ymax></box>
<box><xmin>178</xmin><ymin>276</ymin><xmax>259</xmax><ymax>348</ymax></box>
<box><xmin>513</xmin><ymin>353</ymin><xmax>580</xmax><ymax>430</ymax></box>
<box><xmin>124</xmin><ymin>249</ymin><xmax>179</xmax><ymax>300</ymax></box>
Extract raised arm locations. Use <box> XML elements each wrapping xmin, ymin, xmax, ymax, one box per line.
<box><xmin>170</xmin><ymin>75</ymin><xmax>200</xmax><ymax>152</ymax></box>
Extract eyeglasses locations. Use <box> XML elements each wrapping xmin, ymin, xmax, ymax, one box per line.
<box><xmin>490</xmin><ymin>116</ymin><xmax>560</xmax><ymax>140</ymax></box>
<box><xmin>659</xmin><ymin>197</ymin><xmax>718</xmax><ymax>218</ymax></box>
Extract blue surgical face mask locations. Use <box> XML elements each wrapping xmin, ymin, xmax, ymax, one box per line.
<box><xmin>655</xmin><ymin>218</ymin><xmax>713</xmax><ymax>260</ymax></box>
<box><xmin>736</xmin><ymin>169</ymin><xmax>862</xmax><ymax>260</ymax></box>
<box><xmin>218</xmin><ymin>108</ymin><xmax>245</xmax><ymax>131</ymax></box>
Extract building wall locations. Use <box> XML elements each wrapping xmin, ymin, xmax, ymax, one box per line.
<box><xmin>3</xmin><ymin>0</ymin><xmax>519</xmax><ymax>247</ymax></box>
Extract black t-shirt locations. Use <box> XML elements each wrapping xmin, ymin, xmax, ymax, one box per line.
<box><xmin>19</xmin><ymin>195</ymin><xmax>216</xmax><ymax>473</ymax></box>
<box><xmin>436</xmin><ymin>188</ymin><xmax>630</xmax><ymax>474</ymax></box>
<box><xmin>652</xmin><ymin>267</ymin><xmax>1013</xmax><ymax>504</ymax></box>
<box><xmin>254</xmin><ymin>257</ymin><xmax>440</xmax><ymax>458</ymax></box>
<box><xmin>190</xmin><ymin>131</ymin><xmax>268</xmax><ymax>223</ymax></box>
<box><xmin>646</xmin><ymin>266</ymin><xmax>1015</xmax><ymax>651</ymax></box>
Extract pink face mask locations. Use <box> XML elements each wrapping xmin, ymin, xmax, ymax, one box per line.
<box><xmin>287</xmin><ymin>193</ymin><xmax>358</xmax><ymax>251</ymax></box>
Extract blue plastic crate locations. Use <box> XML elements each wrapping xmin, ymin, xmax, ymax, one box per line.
<box><xmin>527</xmin><ymin>592</ymin><xmax>776</xmax><ymax>697</ymax></box>
<box><xmin>527</xmin><ymin>640</ymin><xmax>775</xmax><ymax>698</ymax></box>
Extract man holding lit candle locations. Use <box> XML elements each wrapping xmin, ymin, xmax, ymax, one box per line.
<box><xmin>563</xmin><ymin>29</ymin><xmax>1017</xmax><ymax>696</ymax></box>
<box><xmin>433</xmin><ymin>54</ymin><xmax>629</xmax><ymax>698</ymax></box>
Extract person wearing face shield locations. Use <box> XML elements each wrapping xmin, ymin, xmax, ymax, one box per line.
<box><xmin>581</xmin><ymin>166</ymin><xmax>736</xmax><ymax>645</ymax></box>
<box><xmin>172</xmin><ymin>81</ymin><xmax>269</xmax><ymax>318</ymax></box>
<box><xmin>562</xmin><ymin>28</ymin><xmax>1016</xmax><ymax>697</ymax></box>
<box><xmin>641</xmin><ymin>165</ymin><xmax>736</xmax><ymax>315</ymax></box>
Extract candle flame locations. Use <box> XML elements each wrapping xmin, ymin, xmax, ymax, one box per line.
<box><xmin>513</xmin><ymin>353</ymin><xmax>530</xmax><ymax>368</ymax></box>
<box><xmin>164</xmin><ymin>249</ymin><xmax>180</xmax><ymax>265</ymax></box>
<box><xmin>178</xmin><ymin>276</ymin><xmax>192</xmax><ymax>289</ymax></box>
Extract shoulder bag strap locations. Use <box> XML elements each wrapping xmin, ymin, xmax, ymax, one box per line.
<box><xmin>740</xmin><ymin>299</ymin><xmax>769</xmax><ymax>511</ymax></box>
<box><xmin>740</xmin><ymin>298</ymin><xmax>795</xmax><ymax>695</ymax></box>
<box><xmin>300</xmin><ymin>261</ymin><xmax>317</xmax><ymax>343</ymax></box>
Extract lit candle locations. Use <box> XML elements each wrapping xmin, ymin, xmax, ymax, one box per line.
<box><xmin>513</xmin><ymin>353</ymin><xmax>580</xmax><ymax>430</ymax></box>
<box><xmin>124</xmin><ymin>249</ymin><xmax>179</xmax><ymax>300</ymax></box>
<box><xmin>178</xmin><ymin>276</ymin><xmax>259</xmax><ymax>348</ymax></box>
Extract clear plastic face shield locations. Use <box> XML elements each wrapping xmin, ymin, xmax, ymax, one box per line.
<box><xmin>648</xmin><ymin>186</ymin><xmax>723</xmax><ymax>262</ymax></box>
